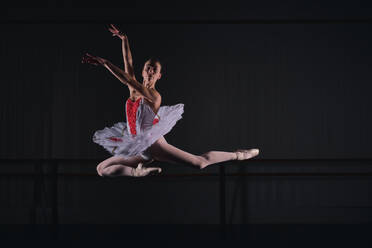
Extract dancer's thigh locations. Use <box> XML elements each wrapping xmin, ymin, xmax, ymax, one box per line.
<box><xmin>148</xmin><ymin>137</ymin><xmax>201</xmax><ymax>166</ymax></box>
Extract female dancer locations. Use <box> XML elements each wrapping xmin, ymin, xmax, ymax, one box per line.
<box><xmin>82</xmin><ymin>24</ymin><xmax>259</xmax><ymax>177</ymax></box>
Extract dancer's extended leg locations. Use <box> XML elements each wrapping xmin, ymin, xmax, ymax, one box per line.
<box><xmin>149</xmin><ymin>137</ymin><xmax>259</xmax><ymax>169</ymax></box>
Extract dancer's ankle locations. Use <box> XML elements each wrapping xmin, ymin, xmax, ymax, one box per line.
<box><xmin>234</xmin><ymin>152</ymin><xmax>239</xmax><ymax>160</ymax></box>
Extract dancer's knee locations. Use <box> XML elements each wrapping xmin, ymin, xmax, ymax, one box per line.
<box><xmin>96</xmin><ymin>162</ymin><xmax>107</xmax><ymax>177</ymax></box>
<box><xmin>96</xmin><ymin>167</ymin><xmax>103</xmax><ymax>177</ymax></box>
<box><xmin>194</xmin><ymin>156</ymin><xmax>209</xmax><ymax>170</ymax></box>
<box><xmin>198</xmin><ymin>152</ymin><xmax>216</xmax><ymax>169</ymax></box>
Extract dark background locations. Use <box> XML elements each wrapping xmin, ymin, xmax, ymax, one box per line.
<box><xmin>1</xmin><ymin>0</ymin><xmax>372</xmax><ymax>231</ymax></box>
<box><xmin>2</xmin><ymin>22</ymin><xmax>372</xmax><ymax>159</ymax></box>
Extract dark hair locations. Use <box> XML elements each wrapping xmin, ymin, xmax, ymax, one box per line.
<box><xmin>147</xmin><ymin>57</ymin><xmax>161</xmax><ymax>65</ymax></box>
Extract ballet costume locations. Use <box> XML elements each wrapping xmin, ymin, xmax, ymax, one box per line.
<box><xmin>93</xmin><ymin>97</ymin><xmax>184</xmax><ymax>161</ymax></box>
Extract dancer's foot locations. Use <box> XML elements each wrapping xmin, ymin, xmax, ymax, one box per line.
<box><xmin>131</xmin><ymin>162</ymin><xmax>162</xmax><ymax>177</ymax></box>
<box><xmin>234</xmin><ymin>149</ymin><xmax>259</xmax><ymax>160</ymax></box>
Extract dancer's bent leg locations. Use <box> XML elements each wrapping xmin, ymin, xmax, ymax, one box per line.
<box><xmin>149</xmin><ymin>137</ymin><xmax>250</xmax><ymax>169</ymax></box>
<box><xmin>96</xmin><ymin>155</ymin><xmax>155</xmax><ymax>177</ymax></box>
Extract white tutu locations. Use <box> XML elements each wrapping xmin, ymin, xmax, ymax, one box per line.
<box><xmin>93</xmin><ymin>100</ymin><xmax>184</xmax><ymax>159</ymax></box>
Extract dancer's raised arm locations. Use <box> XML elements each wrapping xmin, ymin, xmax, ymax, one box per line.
<box><xmin>108</xmin><ymin>24</ymin><xmax>135</xmax><ymax>80</ymax></box>
<box><xmin>82</xmin><ymin>53</ymin><xmax>158</xmax><ymax>103</ymax></box>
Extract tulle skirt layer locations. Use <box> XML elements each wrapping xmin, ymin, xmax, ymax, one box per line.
<box><xmin>92</xmin><ymin>103</ymin><xmax>184</xmax><ymax>158</ymax></box>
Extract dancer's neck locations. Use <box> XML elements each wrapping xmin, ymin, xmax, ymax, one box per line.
<box><xmin>143</xmin><ymin>80</ymin><xmax>156</xmax><ymax>89</ymax></box>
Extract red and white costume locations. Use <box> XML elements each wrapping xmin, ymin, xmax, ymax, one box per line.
<box><xmin>93</xmin><ymin>98</ymin><xmax>184</xmax><ymax>161</ymax></box>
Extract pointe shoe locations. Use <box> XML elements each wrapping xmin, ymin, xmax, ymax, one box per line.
<box><xmin>131</xmin><ymin>162</ymin><xmax>162</xmax><ymax>177</ymax></box>
<box><xmin>234</xmin><ymin>149</ymin><xmax>260</xmax><ymax>160</ymax></box>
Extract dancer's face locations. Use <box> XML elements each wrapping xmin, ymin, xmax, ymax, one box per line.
<box><xmin>142</xmin><ymin>61</ymin><xmax>162</xmax><ymax>83</ymax></box>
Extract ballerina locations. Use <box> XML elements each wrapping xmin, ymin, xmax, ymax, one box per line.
<box><xmin>82</xmin><ymin>24</ymin><xmax>260</xmax><ymax>177</ymax></box>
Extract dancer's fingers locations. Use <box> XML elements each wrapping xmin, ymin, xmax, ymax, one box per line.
<box><xmin>108</xmin><ymin>28</ymin><xmax>117</xmax><ymax>35</ymax></box>
<box><xmin>82</xmin><ymin>55</ymin><xmax>99</xmax><ymax>65</ymax></box>
<box><xmin>82</xmin><ymin>54</ymin><xmax>92</xmax><ymax>64</ymax></box>
<box><xmin>109</xmin><ymin>25</ymin><xmax>118</xmax><ymax>33</ymax></box>
<box><xmin>110</xmin><ymin>24</ymin><xmax>119</xmax><ymax>31</ymax></box>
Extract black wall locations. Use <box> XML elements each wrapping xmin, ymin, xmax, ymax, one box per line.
<box><xmin>1</xmin><ymin>1</ymin><xmax>372</xmax><ymax>226</ymax></box>
<box><xmin>1</xmin><ymin>21</ymin><xmax>372</xmax><ymax>159</ymax></box>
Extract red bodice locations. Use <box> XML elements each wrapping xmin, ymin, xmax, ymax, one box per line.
<box><xmin>126</xmin><ymin>98</ymin><xmax>159</xmax><ymax>135</ymax></box>
<box><xmin>126</xmin><ymin>98</ymin><xmax>142</xmax><ymax>135</ymax></box>
<box><xmin>107</xmin><ymin>98</ymin><xmax>158</xmax><ymax>143</ymax></box>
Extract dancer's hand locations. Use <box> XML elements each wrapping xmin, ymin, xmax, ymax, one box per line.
<box><xmin>108</xmin><ymin>24</ymin><xmax>126</xmax><ymax>40</ymax></box>
<box><xmin>81</xmin><ymin>53</ymin><xmax>107</xmax><ymax>66</ymax></box>
<box><xmin>131</xmin><ymin>163</ymin><xmax>162</xmax><ymax>177</ymax></box>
